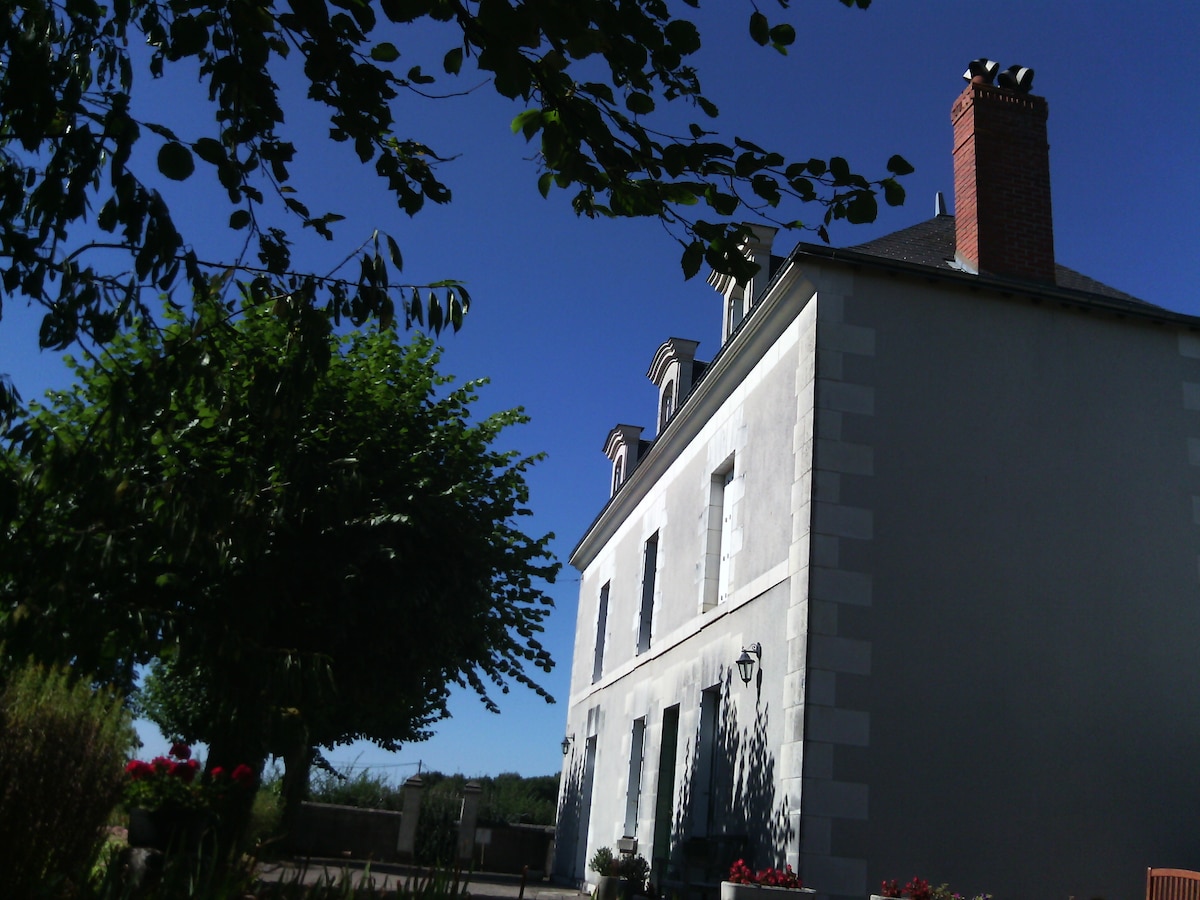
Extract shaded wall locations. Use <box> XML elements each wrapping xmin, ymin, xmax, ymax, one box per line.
<box><xmin>806</xmin><ymin>267</ymin><xmax>1200</xmax><ymax>900</ymax></box>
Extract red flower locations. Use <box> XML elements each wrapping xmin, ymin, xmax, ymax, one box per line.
<box><xmin>727</xmin><ymin>860</ymin><xmax>801</xmax><ymax>890</ymax></box>
<box><xmin>210</xmin><ymin>766</ymin><xmax>225</xmax><ymax>780</ymax></box>
<box><xmin>906</xmin><ymin>878</ymin><xmax>931</xmax><ymax>900</ymax></box>
<box><xmin>230</xmin><ymin>764</ymin><xmax>255</xmax><ymax>788</ymax></box>
<box><xmin>881</xmin><ymin>877</ymin><xmax>932</xmax><ymax>900</ymax></box>
<box><xmin>125</xmin><ymin>759</ymin><xmax>154</xmax><ymax>780</ymax></box>
<box><xmin>169</xmin><ymin>741</ymin><xmax>191</xmax><ymax>760</ymax></box>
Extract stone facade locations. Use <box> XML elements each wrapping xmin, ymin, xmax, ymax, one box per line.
<box><xmin>556</xmin><ymin>71</ymin><xmax>1200</xmax><ymax>900</ymax></box>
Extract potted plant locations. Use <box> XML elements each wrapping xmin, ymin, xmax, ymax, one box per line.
<box><xmin>123</xmin><ymin>742</ymin><xmax>256</xmax><ymax>853</ymax></box>
<box><xmin>721</xmin><ymin>859</ymin><xmax>813</xmax><ymax>900</ymax></box>
<box><xmin>590</xmin><ymin>847</ymin><xmax>622</xmax><ymax>900</ymax></box>
<box><xmin>874</xmin><ymin>877</ymin><xmax>992</xmax><ymax>900</ymax></box>
<box><xmin>619</xmin><ymin>853</ymin><xmax>651</xmax><ymax>898</ymax></box>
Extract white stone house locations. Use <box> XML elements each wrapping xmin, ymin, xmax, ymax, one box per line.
<box><xmin>554</xmin><ymin>66</ymin><xmax>1200</xmax><ymax>900</ymax></box>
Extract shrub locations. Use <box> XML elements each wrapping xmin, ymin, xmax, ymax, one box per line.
<box><xmin>620</xmin><ymin>855</ymin><xmax>651</xmax><ymax>891</ymax></box>
<box><xmin>415</xmin><ymin>788</ymin><xmax>461</xmax><ymax>865</ymax></box>
<box><xmin>309</xmin><ymin>767</ymin><xmax>403</xmax><ymax>811</ymax></box>
<box><xmin>0</xmin><ymin>662</ymin><xmax>135</xmax><ymax>896</ymax></box>
<box><xmin>590</xmin><ymin>846</ymin><xmax>617</xmax><ymax>876</ymax></box>
<box><xmin>246</xmin><ymin>771</ymin><xmax>284</xmax><ymax>855</ymax></box>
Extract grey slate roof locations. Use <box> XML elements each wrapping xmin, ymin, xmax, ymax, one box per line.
<box><xmin>842</xmin><ymin>214</ymin><xmax>1148</xmax><ymax>307</ymax></box>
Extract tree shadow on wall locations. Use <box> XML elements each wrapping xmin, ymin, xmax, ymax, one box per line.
<box><xmin>554</xmin><ymin>746</ymin><xmax>589</xmax><ymax>882</ymax></box>
<box><xmin>671</xmin><ymin>670</ymin><xmax>794</xmax><ymax>879</ymax></box>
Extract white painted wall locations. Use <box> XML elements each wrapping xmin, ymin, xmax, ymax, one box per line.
<box><xmin>557</xmin><ymin>273</ymin><xmax>819</xmax><ymax>888</ymax></box>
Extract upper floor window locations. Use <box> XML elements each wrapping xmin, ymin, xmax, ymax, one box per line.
<box><xmin>637</xmin><ymin>532</ymin><xmax>659</xmax><ymax>654</ymax></box>
<box><xmin>702</xmin><ymin>455</ymin><xmax>735</xmax><ymax>611</ymax></box>
<box><xmin>592</xmin><ymin>582</ymin><xmax>610</xmax><ymax>683</ymax></box>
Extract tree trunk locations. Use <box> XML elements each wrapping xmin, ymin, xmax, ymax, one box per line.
<box><xmin>204</xmin><ymin>724</ymin><xmax>268</xmax><ymax>860</ymax></box>
<box><xmin>278</xmin><ymin>729</ymin><xmax>312</xmax><ymax>844</ymax></box>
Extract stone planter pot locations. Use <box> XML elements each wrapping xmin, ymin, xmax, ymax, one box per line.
<box><xmin>595</xmin><ymin>875</ymin><xmax>622</xmax><ymax>900</ymax></box>
<box><xmin>721</xmin><ymin>883</ymin><xmax>816</xmax><ymax>900</ymax></box>
<box><xmin>127</xmin><ymin>807</ymin><xmax>212</xmax><ymax>853</ymax></box>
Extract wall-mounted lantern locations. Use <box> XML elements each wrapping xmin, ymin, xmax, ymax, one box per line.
<box><xmin>561</xmin><ymin>735</ymin><xmax>574</xmax><ymax>756</ymax></box>
<box><xmin>736</xmin><ymin>643</ymin><xmax>762</xmax><ymax>686</ymax></box>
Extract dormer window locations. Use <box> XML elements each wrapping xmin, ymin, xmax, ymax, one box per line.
<box><xmin>659</xmin><ymin>381</ymin><xmax>675</xmax><ymax>431</ymax></box>
<box><xmin>604</xmin><ymin>425</ymin><xmax>645</xmax><ymax>498</ymax></box>
<box><xmin>726</xmin><ymin>290</ymin><xmax>745</xmax><ymax>338</ymax></box>
<box><xmin>648</xmin><ymin>339</ymin><xmax>703</xmax><ymax>438</ymax></box>
<box><xmin>707</xmin><ymin>224</ymin><xmax>778</xmax><ymax>345</ymax></box>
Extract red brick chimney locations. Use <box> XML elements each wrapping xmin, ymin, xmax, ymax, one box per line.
<box><xmin>951</xmin><ymin>75</ymin><xmax>1055</xmax><ymax>283</ymax></box>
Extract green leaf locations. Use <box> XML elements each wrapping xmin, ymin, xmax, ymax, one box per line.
<box><xmin>192</xmin><ymin>138</ymin><xmax>225</xmax><ymax>165</ymax></box>
<box><xmin>770</xmin><ymin>23</ymin><xmax>796</xmax><ymax>48</ymax></box>
<box><xmin>229</xmin><ymin>210</ymin><xmax>251</xmax><ymax>230</ymax></box>
<box><xmin>626</xmin><ymin>93</ymin><xmax>654</xmax><ymax>115</ymax></box>
<box><xmin>371</xmin><ymin>42</ymin><xmax>400</xmax><ymax>62</ymax></box>
<box><xmin>681</xmin><ymin>240</ymin><xmax>704</xmax><ymax>280</ymax></box>
<box><xmin>704</xmin><ymin>187</ymin><xmax>738</xmax><ymax>216</ymax></box>
<box><xmin>169</xmin><ymin>15</ymin><xmax>209</xmax><ymax>57</ymax></box>
<box><xmin>511</xmin><ymin>109</ymin><xmax>543</xmax><ymax>140</ymax></box>
<box><xmin>664</xmin><ymin>19</ymin><xmax>701</xmax><ymax>55</ymax></box>
<box><xmin>406</xmin><ymin>65</ymin><xmax>435</xmax><ymax>85</ymax></box>
<box><xmin>887</xmin><ymin>154</ymin><xmax>915</xmax><ymax>176</ymax></box>
<box><xmin>157</xmin><ymin>142</ymin><xmax>195</xmax><ymax>181</ymax></box>
<box><xmin>749</xmin><ymin>11</ymin><xmax>769</xmax><ymax>45</ymax></box>
<box><xmin>444</xmin><ymin>47</ymin><xmax>463</xmax><ymax>74</ymax></box>
<box><xmin>386</xmin><ymin>234</ymin><xmax>403</xmax><ymax>270</ymax></box>
<box><xmin>881</xmin><ymin>178</ymin><xmax>905</xmax><ymax>207</ymax></box>
<box><xmin>428</xmin><ymin>291</ymin><xmax>443</xmax><ymax>333</ymax></box>
<box><xmin>751</xmin><ymin>174</ymin><xmax>781</xmax><ymax>206</ymax></box>
<box><xmin>845</xmin><ymin>191</ymin><xmax>878</xmax><ymax>224</ymax></box>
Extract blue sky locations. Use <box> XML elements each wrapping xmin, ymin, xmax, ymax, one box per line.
<box><xmin>3</xmin><ymin>1</ymin><xmax>1198</xmax><ymax>779</ymax></box>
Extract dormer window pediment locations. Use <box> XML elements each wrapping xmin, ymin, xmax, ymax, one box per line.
<box><xmin>708</xmin><ymin>223</ymin><xmax>779</xmax><ymax>344</ymax></box>
<box><xmin>603</xmin><ymin>424</ymin><xmax>644</xmax><ymax>497</ymax></box>
<box><xmin>647</xmin><ymin>338</ymin><xmax>703</xmax><ymax>435</ymax></box>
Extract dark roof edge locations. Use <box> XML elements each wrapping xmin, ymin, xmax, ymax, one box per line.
<box><xmin>789</xmin><ymin>240</ymin><xmax>1200</xmax><ymax>329</ymax></box>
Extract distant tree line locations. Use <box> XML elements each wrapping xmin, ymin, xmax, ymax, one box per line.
<box><xmin>308</xmin><ymin>767</ymin><xmax>560</xmax><ymax>827</ymax></box>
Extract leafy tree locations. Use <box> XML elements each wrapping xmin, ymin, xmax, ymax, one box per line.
<box><xmin>0</xmin><ymin>0</ymin><xmax>911</xmax><ymax>416</ymax></box>
<box><xmin>0</xmin><ymin>295</ymin><xmax>558</xmax><ymax>837</ymax></box>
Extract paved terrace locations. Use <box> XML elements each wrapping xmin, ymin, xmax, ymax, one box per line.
<box><xmin>256</xmin><ymin>860</ymin><xmax>590</xmax><ymax>900</ymax></box>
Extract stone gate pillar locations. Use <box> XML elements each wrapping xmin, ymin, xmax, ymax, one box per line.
<box><xmin>397</xmin><ymin>774</ymin><xmax>423</xmax><ymax>859</ymax></box>
<box><xmin>457</xmin><ymin>780</ymin><xmax>483</xmax><ymax>864</ymax></box>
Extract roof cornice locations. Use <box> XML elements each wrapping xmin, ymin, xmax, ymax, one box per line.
<box><xmin>791</xmin><ymin>241</ymin><xmax>1200</xmax><ymax>329</ymax></box>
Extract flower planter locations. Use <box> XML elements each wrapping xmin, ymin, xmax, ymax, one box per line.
<box><xmin>595</xmin><ymin>875</ymin><xmax>622</xmax><ymax>900</ymax></box>
<box><xmin>721</xmin><ymin>883</ymin><xmax>816</xmax><ymax>900</ymax></box>
<box><xmin>127</xmin><ymin>807</ymin><xmax>212</xmax><ymax>853</ymax></box>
